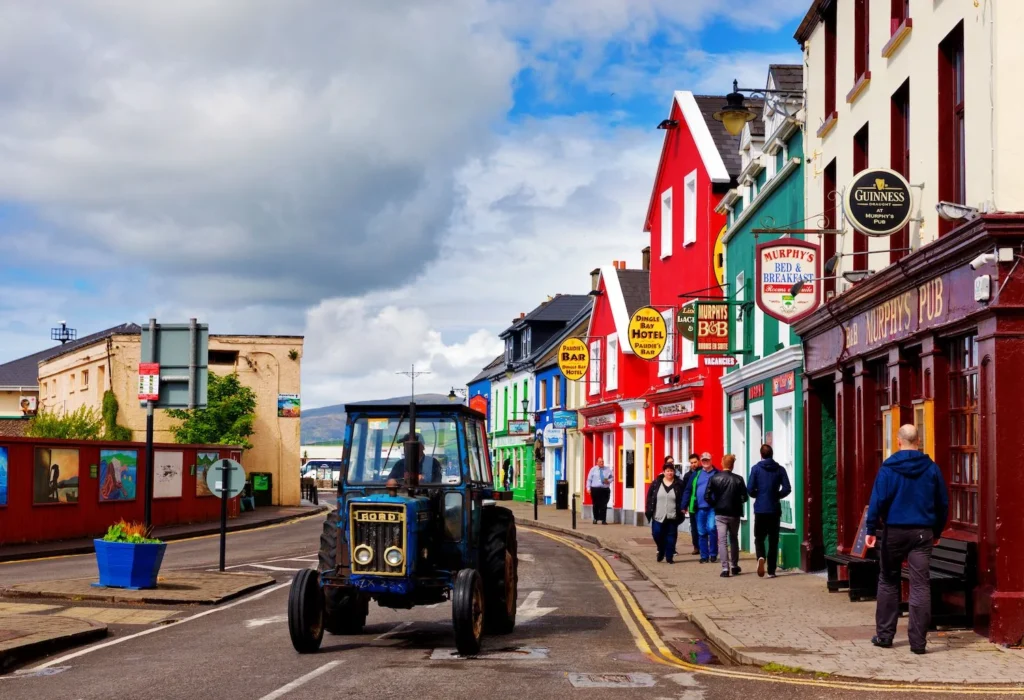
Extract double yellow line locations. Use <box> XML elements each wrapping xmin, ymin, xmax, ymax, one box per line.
<box><xmin>524</xmin><ymin>526</ymin><xmax>1024</xmax><ymax>695</ymax></box>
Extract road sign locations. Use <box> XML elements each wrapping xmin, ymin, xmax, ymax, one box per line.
<box><xmin>140</xmin><ymin>320</ymin><xmax>209</xmax><ymax>409</ymax></box>
<box><xmin>206</xmin><ymin>459</ymin><xmax>246</xmax><ymax>498</ymax></box>
<box><xmin>138</xmin><ymin>363</ymin><xmax>160</xmax><ymax>401</ymax></box>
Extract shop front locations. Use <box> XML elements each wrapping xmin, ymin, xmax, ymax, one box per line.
<box><xmin>492</xmin><ymin>424</ymin><xmax>535</xmax><ymax>502</ymax></box>
<box><xmin>646</xmin><ymin>381</ymin><xmax>722</xmax><ymax>475</ymax></box>
<box><xmin>795</xmin><ymin>216</ymin><xmax>1024</xmax><ymax>643</ymax></box>
<box><xmin>580</xmin><ymin>405</ymin><xmax>621</xmax><ymax>523</ymax></box>
<box><xmin>618</xmin><ymin>399</ymin><xmax>648</xmax><ymax>526</ymax></box>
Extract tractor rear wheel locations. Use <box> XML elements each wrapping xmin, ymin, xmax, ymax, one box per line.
<box><xmin>481</xmin><ymin>506</ymin><xmax>518</xmax><ymax>634</ymax></box>
<box><xmin>318</xmin><ymin>507</ymin><xmax>368</xmax><ymax>634</ymax></box>
<box><xmin>288</xmin><ymin>568</ymin><xmax>324</xmax><ymax>653</ymax></box>
<box><xmin>452</xmin><ymin>568</ymin><xmax>484</xmax><ymax>656</ymax></box>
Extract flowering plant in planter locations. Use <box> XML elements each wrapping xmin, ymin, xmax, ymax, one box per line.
<box><xmin>94</xmin><ymin>519</ymin><xmax>167</xmax><ymax>590</ymax></box>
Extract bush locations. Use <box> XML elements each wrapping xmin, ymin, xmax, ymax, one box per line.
<box><xmin>26</xmin><ymin>406</ymin><xmax>104</xmax><ymax>440</ymax></box>
<box><xmin>166</xmin><ymin>372</ymin><xmax>256</xmax><ymax>450</ymax></box>
<box><xmin>101</xmin><ymin>519</ymin><xmax>162</xmax><ymax>545</ymax></box>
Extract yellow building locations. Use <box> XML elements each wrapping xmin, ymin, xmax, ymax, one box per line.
<box><xmin>28</xmin><ymin>324</ymin><xmax>303</xmax><ymax>506</ymax></box>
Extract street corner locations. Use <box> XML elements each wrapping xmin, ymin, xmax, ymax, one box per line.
<box><xmin>1</xmin><ymin>571</ymin><xmax>275</xmax><ymax>606</ymax></box>
<box><xmin>0</xmin><ymin>611</ymin><xmax>107</xmax><ymax>674</ymax></box>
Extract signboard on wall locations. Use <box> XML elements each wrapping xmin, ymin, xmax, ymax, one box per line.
<box><xmin>543</xmin><ymin>425</ymin><xmax>564</xmax><ymax>448</ymax></box>
<box><xmin>508</xmin><ymin>419</ymin><xmax>531</xmax><ymax>436</ymax></box>
<box><xmin>138</xmin><ymin>363</ymin><xmax>160</xmax><ymax>402</ymax></box>
<box><xmin>748</xmin><ymin>383</ymin><xmax>765</xmax><ymax>400</ymax></box>
<box><xmin>728</xmin><ymin>392</ymin><xmax>744</xmax><ymax>413</ymax></box>
<box><xmin>772</xmin><ymin>371</ymin><xmax>795</xmax><ymax>396</ymax></box>
<box><xmin>557</xmin><ymin>338</ymin><xmax>590</xmax><ymax>381</ymax></box>
<box><xmin>703</xmin><ymin>356</ymin><xmax>737</xmax><ymax>367</ymax></box>
<box><xmin>755</xmin><ymin>238</ymin><xmax>821</xmax><ymax>325</ymax></box>
<box><xmin>676</xmin><ymin>304</ymin><xmax>696</xmax><ymax>341</ymax></box>
<box><xmin>843</xmin><ymin>168</ymin><xmax>913</xmax><ymax>236</ymax></box>
<box><xmin>656</xmin><ymin>400</ymin><xmax>694</xmax><ymax>418</ymax></box>
<box><xmin>694</xmin><ymin>301</ymin><xmax>731</xmax><ymax>354</ymax></box>
<box><xmin>18</xmin><ymin>395</ymin><xmax>37</xmax><ymax>416</ymax></box>
<box><xmin>469</xmin><ymin>394</ymin><xmax>488</xmax><ymax>416</ymax></box>
<box><xmin>552</xmin><ymin>410</ymin><xmax>578</xmax><ymax>429</ymax></box>
<box><xmin>627</xmin><ymin>306</ymin><xmax>668</xmax><ymax>360</ymax></box>
<box><xmin>586</xmin><ymin>413</ymin><xmax>616</xmax><ymax>428</ymax></box>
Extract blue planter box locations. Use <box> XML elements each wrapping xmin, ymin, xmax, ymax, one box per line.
<box><xmin>93</xmin><ymin>539</ymin><xmax>167</xmax><ymax>590</ymax></box>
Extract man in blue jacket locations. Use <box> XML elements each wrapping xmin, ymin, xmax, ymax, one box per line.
<box><xmin>865</xmin><ymin>424</ymin><xmax>949</xmax><ymax>655</ymax></box>
<box><xmin>747</xmin><ymin>444</ymin><xmax>792</xmax><ymax>578</ymax></box>
<box><xmin>682</xmin><ymin>452</ymin><xmax>719</xmax><ymax>563</ymax></box>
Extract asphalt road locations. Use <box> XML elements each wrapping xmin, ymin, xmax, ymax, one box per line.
<box><xmin>1</xmin><ymin>499</ymin><xmax>1018</xmax><ymax>699</ymax></box>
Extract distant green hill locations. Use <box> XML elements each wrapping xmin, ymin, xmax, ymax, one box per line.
<box><xmin>300</xmin><ymin>393</ymin><xmax>460</xmax><ymax>444</ymax></box>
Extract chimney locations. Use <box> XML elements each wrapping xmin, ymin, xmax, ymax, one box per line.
<box><xmin>590</xmin><ymin>267</ymin><xmax>601</xmax><ymax>291</ymax></box>
<box><xmin>519</xmin><ymin>312</ymin><xmax>525</xmax><ymax>319</ymax></box>
<box><xmin>642</xmin><ymin>246</ymin><xmax>651</xmax><ymax>271</ymax></box>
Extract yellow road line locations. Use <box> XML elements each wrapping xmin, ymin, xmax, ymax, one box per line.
<box><xmin>0</xmin><ymin>511</ymin><xmax>326</xmax><ymax>566</ymax></box>
<box><xmin>523</xmin><ymin>526</ymin><xmax>1024</xmax><ymax>695</ymax></box>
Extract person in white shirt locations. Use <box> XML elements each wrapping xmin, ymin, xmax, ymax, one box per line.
<box><xmin>586</xmin><ymin>457</ymin><xmax>613</xmax><ymax>524</ymax></box>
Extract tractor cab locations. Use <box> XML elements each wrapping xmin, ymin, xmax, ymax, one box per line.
<box><xmin>287</xmin><ymin>398</ymin><xmax>518</xmax><ymax>656</ymax></box>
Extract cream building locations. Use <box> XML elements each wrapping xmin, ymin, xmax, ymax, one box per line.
<box><xmin>36</xmin><ymin>327</ymin><xmax>303</xmax><ymax>506</ymax></box>
<box><xmin>798</xmin><ymin>0</ymin><xmax>1020</xmax><ymax>290</ymax></box>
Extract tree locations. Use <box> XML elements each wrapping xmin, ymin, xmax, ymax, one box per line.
<box><xmin>26</xmin><ymin>406</ymin><xmax>104</xmax><ymax>440</ymax></box>
<box><xmin>166</xmin><ymin>372</ymin><xmax>257</xmax><ymax>450</ymax></box>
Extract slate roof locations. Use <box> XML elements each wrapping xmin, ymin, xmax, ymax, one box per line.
<box><xmin>531</xmin><ymin>301</ymin><xmax>593</xmax><ymax>371</ymax></box>
<box><xmin>693</xmin><ymin>95</ymin><xmax>763</xmax><ymax>180</ymax></box>
<box><xmin>503</xmin><ymin>294</ymin><xmax>591</xmax><ymax>335</ymax></box>
<box><xmin>617</xmin><ymin>269</ymin><xmax>650</xmax><ymax>316</ymax></box>
<box><xmin>0</xmin><ymin>323</ymin><xmax>141</xmax><ymax>389</ymax></box>
<box><xmin>749</xmin><ymin>120</ymin><xmax>765</xmax><ymax>138</ymax></box>
<box><xmin>769</xmin><ymin>64</ymin><xmax>804</xmax><ymax>92</ymax></box>
<box><xmin>0</xmin><ymin>419</ymin><xmax>29</xmax><ymax>437</ymax></box>
<box><xmin>468</xmin><ymin>354</ymin><xmax>505</xmax><ymax>384</ymax></box>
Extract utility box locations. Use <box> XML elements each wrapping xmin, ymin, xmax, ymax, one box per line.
<box><xmin>251</xmin><ymin>472</ymin><xmax>273</xmax><ymax>508</ymax></box>
<box><xmin>556</xmin><ymin>481</ymin><xmax>569</xmax><ymax>510</ymax></box>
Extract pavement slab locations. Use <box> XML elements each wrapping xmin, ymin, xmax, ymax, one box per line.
<box><xmin>1</xmin><ymin>572</ymin><xmax>274</xmax><ymax>605</ymax></box>
<box><xmin>0</xmin><ymin>614</ymin><xmax>106</xmax><ymax>673</ymax></box>
<box><xmin>57</xmin><ymin>607</ymin><xmax>179</xmax><ymax>625</ymax></box>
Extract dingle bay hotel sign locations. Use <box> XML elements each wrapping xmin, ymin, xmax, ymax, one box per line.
<box><xmin>843</xmin><ymin>168</ymin><xmax>913</xmax><ymax>236</ymax></box>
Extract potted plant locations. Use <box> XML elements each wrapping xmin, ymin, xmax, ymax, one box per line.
<box><xmin>93</xmin><ymin>520</ymin><xmax>167</xmax><ymax>590</ymax></box>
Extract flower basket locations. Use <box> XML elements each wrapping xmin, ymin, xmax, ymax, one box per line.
<box><xmin>93</xmin><ymin>520</ymin><xmax>166</xmax><ymax>590</ymax></box>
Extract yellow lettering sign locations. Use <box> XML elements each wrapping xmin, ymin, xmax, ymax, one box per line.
<box><xmin>557</xmin><ymin>338</ymin><xmax>590</xmax><ymax>381</ymax></box>
<box><xmin>627</xmin><ymin>306</ymin><xmax>668</xmax><ymax>360</ymax></box>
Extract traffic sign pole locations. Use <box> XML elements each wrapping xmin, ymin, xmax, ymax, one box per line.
<box><xmin>144</xmin><ymin>318</ymin><xmax>156</xmax><ymax>530</ymax></box>
<box><xmin>206</xmin><ymin>458</ymin><xmax>245</xmax><ymax>573</ymax></box>
<box><xmin>220</xmin><ymin>462</ymin><xmax>229</xmax><ymax>572</ymax></box>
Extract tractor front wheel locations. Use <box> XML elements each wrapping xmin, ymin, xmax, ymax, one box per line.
<box><xmin>319</xmin><ymin>508</ymin><xmax>368</xmax><ymax>634</ymax></box>
<box><xmin>452</xmin><ymin>568</ymin><xmax>485</xmax><ymax>656</ymax></box>
<box><xmin>481</xmin><ymin>506</ymin><xmax>518</xmax><ymax>634</ymax></box>
<box><xmin>288</xmin><ymin>568</ymin><xmax>324</xmax><ymax>654</ymax></box>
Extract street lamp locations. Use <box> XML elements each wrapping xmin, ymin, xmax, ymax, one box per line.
<box><xmin>448</xmin><ymin>387</ymin><xmax>467</xmax><ymax>402</ymax></box>
<box><xmin>712</xmin><ymin>79</ymin><xmax>805</xmax><ymax>137</ymax></box>
<box><xmin>521</xmin><ymin>398</ymin><xmax>529</xmax><ymax>418</ymax></box>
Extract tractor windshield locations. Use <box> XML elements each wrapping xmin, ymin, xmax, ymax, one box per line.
<box><xmin>346</xmin><ymin>415</ymin><xmax>462</xmax><ymax>486</ymax></box>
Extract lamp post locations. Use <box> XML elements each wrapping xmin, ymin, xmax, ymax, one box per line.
<box><xmin>447</xmin><ymin>387</ymin><xmax>467</xmax><ymax>402</ymax></box>
<box><xmin>712</xmin><ymin>79</ymin><xmax>804</xmax><ymax>137</ymax></box>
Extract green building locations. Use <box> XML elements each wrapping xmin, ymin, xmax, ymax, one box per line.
<box><xmin>716</xmin><ymin>65</ymin><xmax>812</xmax><ymax>570</ymax></box>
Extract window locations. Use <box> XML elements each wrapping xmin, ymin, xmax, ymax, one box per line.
<box><xmin>503</xmin><ymin>387</ymin><xmax>508</xmax><ymax>428</ymax></box>
<box><xmin>69</xmin><ymin>373</ymin><xmax>75</xmax><ymax>393</ymax></box>
<box><xmin>665</xmin><ymin>424</ymin><xmax>693</xmax><ymax>465</ymax></box>
<box><xmin>504</xmin><ymin>339</ymin><xmax>512</xmax><ymax>364</ymax></box>
<box><xmin>50</xmin><ymin>380</ymin><xmax>56</xmax><ymax>398</ymax></box>
<box><xmin>589</xmin><ymin>340</ymin><xmax>601</xmax><ymax>395</ymax></box>
<box><xmin>891</xmin><ymin>0</ymin><xmax>909</xmax><ymax>34</ymax></box>
<box><xmin>824</xmin><ymin>0</ymin><xmax>837</xmax><ymax>119</ymax></box>
<box><xmin>209</xmin><ymin>350</ymin><xmax>239</xmax><ymax>366</ymax></box>
<box><xmin>606</xmin><ymin>335</ymin><xmax>618</xmax><ymax>391</ymax></box>
<box><xmin>852</xmin><ymin>124</ymin><xmax>869</xmax><ymax>271</ymax></box>
<box><xmin>539</xmin><ymin>380</ymin><xmax>548</xmax><ymax>410</ymax></box>
<box><xmin>683</xmin><ymin>170</ymin><xmax>698</xmax><ymax>246</ymax></box>
<box><xmin>891</xmin><ymin>80</ymin><xmax>911</xmax><ymax>264</ymax></box>
<box><xmin>735</xmin><ymin>272</ymin><xmax>745</xmax><ymax>362</ymax></box>
<box><xmin>521</xmin><ymin>328</ymin><xmax>531</xmax><ymax>359</ymax></box>
<box><xmin>97</xmin><ymin>365</ymin><xmax>105</xmax><ymax>398</ymax></box>
<box><xmin>854</xmin><ymin>0</ymin><xmax>870</xmax><ymax>80</ymax></box>
<box><xmin>659</xmin><ymin>310</ymin><xmax>674</xmax><ymax>377</ymax></box>
<box><xmin>41</xmin><ymin>382</ymin><xmax>47</xmax><ymax>399</ymax></box>
<box><xmin>476</xmin><ymin>420</ymin><xmax>493</xmax><ymax>483</ymax></box>
<box><xmin>660</xmin><ymin>188</ymin><xmax>673</xmax><ymax>259</ymax></box>
<box><xmin>948</xmin><ymin>334</ymin><xmax>979</xmax><ymax>529</ymax></box>
<box><xmin>81</xmin><ymin>370</ymin><xmax>89</xmax><ymax>389</ymax></box>
<box><xmin>871</xmin><ymin>359</ymin><xmax>891</xmax><ymax>474</ymax></box>
<box><xmin>466</xmin><ymin>419</ymin><xmax>484</xmax><ymax>483</ymax></box>
<box><xmin>553</xmin><ymin>377</ymin><xmax>561</xmax><ymax>408</ymax></box>
<box><xmin>938</xmin><ymin>22</ymin><xmax>966</xmax><ymax>237</ymax></box>
<box><xmin>682</xmin><ymin>324</ymin><xmax>697</xmax><ymax>370</ymax></box>
<box><xmin>823</xmin><ymin>159</ymin><xmax>837</xmax><ymax>298</ymax></box>
<box><xmin>754</xmin><ymin>307</ymin><xmax>764</xmax><ymax>359</ymax></box>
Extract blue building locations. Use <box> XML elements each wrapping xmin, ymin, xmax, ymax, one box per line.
<box><xmin>466</xmin><ymin>355</ymin><xmax>503</xmax><ymax>433</ymax></box>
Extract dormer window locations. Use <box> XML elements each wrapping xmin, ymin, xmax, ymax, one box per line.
<box><xmin>505</xmin><ymin>338</ymin><xmax>513</xmax><ymax>364</ymax></box>
<box><xmin>521</xmin><ymin>328</ymin><xmax>531</xmax><ymax>358</ymax></box>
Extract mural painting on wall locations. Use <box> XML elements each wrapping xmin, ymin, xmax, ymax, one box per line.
<box><xmin>34</xmin><ymin>447</ymin><xmax>80</xmax><ymax>504</ymax></box>
<box><xmin>19</xmin><ymin>395</ymin><xmax>37</xmax><ymax>416</ymax></box>
<box><xmin>196</xmin><ymin>452</ymin><xmax>220</xmax><ymax>497</ymax></box>
<box><xmin>278</xmin><ymin>394</ymin><xmax>301</xmax><ymax>418</ymax></box>
<box><xmin>99</xmin><ymin>449</ymin><xmax>138</xmax><ymax>502</ymax></box>
<box><xmin>0</xmin><ymin>446</ymin><xmax>7</xmax><ymax>507</ymax></box>
<box><xmin>154</xmin><ymin>451</ymin><xmax>184</xmax><ymax>499</ymax></box>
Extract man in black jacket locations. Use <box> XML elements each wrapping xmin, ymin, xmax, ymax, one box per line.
<box><xmin>705</xmin><ymin>454</ymin><xmax>748</xmax><ymax>577</ymax></box>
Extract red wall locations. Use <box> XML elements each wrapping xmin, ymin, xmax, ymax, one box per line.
<box><xmin>0</xmin><ymin>436</ymin><xmax>242</xmax><ymax>545</ymax></box>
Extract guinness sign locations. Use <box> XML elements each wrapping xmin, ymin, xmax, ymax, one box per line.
<box><xmin>843</xmin><ymin>168</ymin><xmax>913</xmax><ymax>237</ymax></box>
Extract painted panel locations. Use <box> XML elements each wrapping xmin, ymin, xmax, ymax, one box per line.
<box><xmin>34</xmin><ymin>447</ymin><xmax>79</xmax><ymax>505</ymax></box>
<box><xmin>154</xmin><ymin>451</ymin><xmax>184</xmax><ymax>499</ymax></box>
<box><xmin>99</xmin><ymin>449</ymin><xmax>138</xmax><ymax>502</ymax></box>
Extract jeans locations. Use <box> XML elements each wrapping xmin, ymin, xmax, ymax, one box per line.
<box><xmin>715</xmin><ymin>515</ymin><xmax>740</xmax><ymax>571</ymax></box>
<box><xmin>696</xmin><ymin>508</ymin><xmax>718</xmax><ymax>560</ymax></box>
<box><xmin>652</xmin><ymin>519</ymin><xmax>679</xmax><ymax>562</ymax></box>
<box><xmin>689</xmin><ymin>512</ymin><xmax>699</xmax><ymax>550</ymax></box>
<box><xmin>753</xmin><ymin>512</ymin><xmax>781</xmax><ymax>575</ymax></box>
<box><xmin>590</xmin><ymin>487</ymin><xmax>610</xmax><ymax>523</ymax></box>
<box><xmin>876</xmin><ymin>527</ymin><xmax>933</xmax><ymax>649</ymax></box>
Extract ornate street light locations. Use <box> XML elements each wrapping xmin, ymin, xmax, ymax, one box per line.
<box><xmin>448</xmin><ymin>387</ymin><xmax>467</xmax><ymax>402</ymax></box>
<box><xmin>712</xmin><ymin>79</ymin><xmax>804</xmax><ymax>137</ymax></box>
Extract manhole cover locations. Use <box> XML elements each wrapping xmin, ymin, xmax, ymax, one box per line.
<box><xmin>567</xmin><ymin>673</ymin><xmax>656</xmax><ymax>688</ymax></box>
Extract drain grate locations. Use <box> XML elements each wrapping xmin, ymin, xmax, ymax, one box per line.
<box><xmin>567</xmin><ymin>672</ymin><xmax>656</xmax><ymax>688</ymax></box>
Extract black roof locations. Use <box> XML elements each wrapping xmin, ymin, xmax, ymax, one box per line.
<box><xmin>468</xmin><ymin>354</ymin><xmax>504</xmax><ymax>385</ymax></box>
<box><xmin>769</xmin><ymin>64</ymin><xmax>803</xmax><ymax>92</ymax></box>
<box><xmin>617</xmin><ymin>269</ymin><xmax>650</xmax><ymax>316</ymax></box>
<box><xmin>749</xmin><ymin>120</ymin><xmax>765</xmax><ymax>138</ymax></box>
<box><xmin>501</xmin><ymin>294</ymin><xmax>591</xmax><ymax>337</ymax></box>
<box><xmin>0</xmin><ymin>323</ymin><xmax>141</xmax><ymax>389</ymax></box>
<box><xmin>531</xmin><ymin>302</ymin><xmax>593</xmax><ymax>371</ymax></box>
<box><xmin>693</xmin><ymin>95</ymin><xmax>762</xmax><ymax>180</ymax></box>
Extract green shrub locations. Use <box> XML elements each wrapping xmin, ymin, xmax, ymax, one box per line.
<box><xmin>101</xmin><ymin>519</ymin><xmax>162</xmax><ymax>544</ymax></box>
<box><xmin>102</xmin><ymin>391</ymin><xmax>133</xmax><ymax>441</ymax></box>
<box><xmin>26</xmin><ymin>406</ymin><xmax>104</xmax><ymax>440</ymax></box>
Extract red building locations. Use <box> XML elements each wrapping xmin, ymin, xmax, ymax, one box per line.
<box><xmin>581</xmin><ymin>91</ymin><xmax>745</xmax><ymax>525</ymax></box>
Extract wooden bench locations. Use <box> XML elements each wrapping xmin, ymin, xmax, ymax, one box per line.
<box><xmin>825</xmin><ymin>551</ymin><xmax>880</xmax><ymax>601</ymax></box>
<box><xmin>900</xmin><ymin>537</ymin><xmax>977</xmax><ymax>628</ymax></box>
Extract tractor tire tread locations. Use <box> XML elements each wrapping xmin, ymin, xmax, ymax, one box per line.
<box><xmin>480</xmin><ymin>506</ymin><xmax>517</xmax><ymax>635</ymax></box>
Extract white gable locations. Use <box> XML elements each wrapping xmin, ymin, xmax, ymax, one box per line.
<box><xmin>673</xmin><ymin>91</ymin><xmax>730</xmax><ymax>184</ymax></box>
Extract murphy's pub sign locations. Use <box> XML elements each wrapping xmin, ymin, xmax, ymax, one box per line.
<box><xmin>843</xmin><ymin>168</ymin><xmax>913</xmax><ymax>237</ymax></box>
<box><xmin>755</xmin><ymin>238</ymin><xmax>821</xmax><ymax>324</ymax></box>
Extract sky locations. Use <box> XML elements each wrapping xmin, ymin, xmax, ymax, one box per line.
<box><xmin>0</xmin><ymin>0</ymin><xmax>805</xmax><ymax>409</ymax></box>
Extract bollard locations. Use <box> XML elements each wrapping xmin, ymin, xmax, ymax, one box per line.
<box><xmin>533</xmin><ymin>489</ymin><xmax>538</xmax><ymax>521</ymax></box>
<box><xmin>571</xmin><ymin>493</ymin><xmax>576</xmax><ymax>530</ymax></box>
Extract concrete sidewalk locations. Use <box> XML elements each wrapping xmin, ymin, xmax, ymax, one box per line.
<box><xmin>0</xmin><ymin>503</ymin><xmax>328</xmax><ymax>563</ymax></box>
<box><xmin>510</xmin><ymin>501</ymin><xmax>1024</xmax><ymax>684</ymax></box>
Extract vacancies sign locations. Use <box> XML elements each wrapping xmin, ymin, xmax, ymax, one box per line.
<box><xmin>628</xmin><ymin>306</ymin><xmax>668</xmax><ymax>360</ymax></box>
<box><xmin>844</xmin><ymin>168</ymin><xmax>913</xmax><ymax>236</ymax></box>
<box><xmin>755</xmin><ymin>238</ymin><xmax>821</xmax><ymax>325</ymax></box>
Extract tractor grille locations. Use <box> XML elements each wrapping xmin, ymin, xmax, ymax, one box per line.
<box><xmin>349</xmin><ymin>504</ymin><xmax>406</xmax><ymax>576</ymax></box>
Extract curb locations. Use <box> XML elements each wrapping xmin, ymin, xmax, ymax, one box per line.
<box><xmin>0</xmin><ymin>617</ymin><xmax>108</xmax><ymax>674</ymax></box>
<box><xmin>0</xmin><ymin>506</ymin><xmax>330</xmax><ymax>564</ymax></box>
<box><xmin>1</xmin><ymin>574</ymin><xmax>275</xmax><ymax>607</ymax></box>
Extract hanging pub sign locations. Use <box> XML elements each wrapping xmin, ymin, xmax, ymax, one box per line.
<box><xmin>755</xmin><ymin>238</ymin><xmax>821</xmax><ymax>325</ymax></box>
<box><xmin>557</xmin><ymin>337</ymin><xmax>589</xmax><ymax>381</ymax></box>
<box><xmin>676</xmin><ymin>304</ymin><xmax>696</xmax><ymax>341</ymax></box>
<box><xmin>843</xmin><ymin>168</ymin><xmax>913</xmax><ymax>236</ymax></box>
<box><xmin>627</xmin><ymin>306</ymin><xmax>668</xmax><ymax>360</ymax></box>
<box><xmin>694</xmin><ymin>301</ymin><xmax>731</xmax><ymax>354</ymax></box>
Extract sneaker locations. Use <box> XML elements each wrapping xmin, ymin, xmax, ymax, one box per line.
<box><xmin>593</xmin><ymin>519</ymin><xmax>598</xmax><ymax>524</ymax></box>
<box><xmin>710</xmin><ymin>556</ymin><xmax>718</xmax><ymax>563</ymax></box>
<box><xmin>871</xmin><ymin>636</ymin><xmax>893</xmax><ymax>649</ymax></box>
<box><xmin>757</xmin><ymin>557</ymin><xmax>766</xmax><ymax>578</ymax></box>
<box><xmin>732</xmin><ymin>566</ymin><xmax>741</xmax><ymax>575</ymax></box>
<box><xmin>666</xmin><ymin>559</ymin><xmax>674</xmax><ymax>565</ymax></box>
<box><xmin>657</xmin><ymin>553</ymin><xmax>665</xmax><ymax>563</ymax></box>
<box><xmin>720</xmin><ymin>570</ymin><xmax>731</xmax><ymax>578</ymax></box>
<box><xmin>911</xmin><ymin>647</ymin><xmax>926</xmax><ymax>655</ymax></box>
<box><xmin>767</xmin><ymin>574</ymin><xmax>777</xmax><ymax>579</ymax></box>
<box><xmin>699</xmin><ymin>558</ymin><xmax>708</xmax><ymax>564</ymax></box>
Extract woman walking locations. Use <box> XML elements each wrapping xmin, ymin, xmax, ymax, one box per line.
<box><xmin>645</xmin><ymin>459</ymin><xmax>685</xmax><ymax>564</ymax></box>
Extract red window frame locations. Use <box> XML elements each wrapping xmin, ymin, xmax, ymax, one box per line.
<box><xmin>891</xmin><ymin>0</ymin><xmax>909</xmax><ymax>35</ymax></box>
<box><xmin>852</xmin><ymin>124</ymin><xmax>869</xmax><ymax>271</ymax></box>
<box><xmin>947</xmin><ymin>334</ymin><xmax>979</xmax><ymax>531</ymax></box>
<box><xmin>854</xmin><ymin>0</ymin><xmax>870</xmax><ymax>79</ymax></box>
<box><xmin>890</xmin><ymin>80</ymin><xmax>910</xmax><ymax>264</ymax></box>
<box><xmin>824</xmin><ymin>1</ymin><xmax>837</xmax><ymax>119</ymax></box>
<box><xmin>938</xmin><ymin>22</ymin><xmax>966</xmax><ymax>237</ymax></box>
<box><xmin>823</xmin><ymin>159</ymin><xmax>837</xmax><ymax>298</ymax></box>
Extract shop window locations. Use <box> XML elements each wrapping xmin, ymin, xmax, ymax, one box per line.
<box><xmin>890</xmin><ymin>80</ymin><xmax>911</xmax><ymax>264</ymax></box>
<box><xmin>852</xmin><ymin>124</ymin><xmax>869</xmax><ymax>271</ymax></box>
<box><xmin>938</xmin><ymin>22</ymin><xmax>966</xmax><ymax>237</ymax></box>
<box><xmin>870</xmin><ymin>359</ymin><xmax>891</xmax><ymax>474</ymax></box>
<box><xmin>606</xmin><ymin>335</ymin><xmax>618</xmax><ymax>391</ymax></box>
<box><xmin>948</xmin><ymin>334</ymin><xmax>979</xmax><ymax>529</ymax></box>
<box><xmin>661</xmin><ymin>188</ymin><xmax>673</xmax><ymax>259</ymax></box>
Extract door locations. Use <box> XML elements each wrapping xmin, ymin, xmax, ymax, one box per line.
<box><xmin>731</xmin><ymin>413</ymin><xmax>749</xmax><ymax>551</ymax></box>
<box><xmin>774</xmin><ymin>405</ymin><xmax>795</xmax><ymax>529</ymax></box>
<box><xmin>602</xmin><ymin>431</ymin><xmax>616</xmax><ymax>507</ymax></box>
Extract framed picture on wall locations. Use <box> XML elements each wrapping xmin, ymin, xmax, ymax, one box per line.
<box><xmin>99</xmin><ymin>449</ymin><xmax>138</xmax><ymax>502</ymax></box>
<box><xmin>154</xmin><ymin>451</ymin><xmax>184</xmax><ymax>499</ymax></box>
<box><xmin>34</xmin><ymin>447</ymin><xmax>80</xmax><ymax>504</ymax></box>
<box><xmin>0</xmin><ymin>446</ymin><xmax>7</xmax><ymax>507</ymax></box>
<box><xmin>196</xmin><ymin>452</ymin><xmax>220</xmax><ymax>497</ymax></box>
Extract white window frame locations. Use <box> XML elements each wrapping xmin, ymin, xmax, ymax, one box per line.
<box><xmin>606</xmin><ymin>334</ymin><xmax>618</xmax><ymax>391</ymax></box>
<box><xmin>683</xmin><ymin>170</ymin><xmax>698</xmax><ymax>246</ymax></box>
<box><xmin>754</xmin><ymin>306</ymin><xmax>764</xmax><ymax>359</ymax></box>
<box><xmin>735</xmin><ymin>271</ymin><xmax>745</xmax><ymax>364</ymax></box>
<box><xmin>589</xmin><ymin>340</ymin><xmax>601</xmax><ymax>395</ymax></box>
<box><xmin>660</xmin><ymin>188</ymin><xmax>673</xmax><ymax>259</ymax></box>
<box><xmin>658</xmin><ymin>310</ymin><xmax>674</xmax><ymax>377</ymax></box>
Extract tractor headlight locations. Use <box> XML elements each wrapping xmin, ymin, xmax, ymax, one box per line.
<box><xmin>353</xmin><ymin>545</ymin><xmax>374</xmax><ymax>566</ymax></box>
<box><xmin>384</xmin><ymin>547</ymin><xmax>404</xmax><ymax>567</ymax></box>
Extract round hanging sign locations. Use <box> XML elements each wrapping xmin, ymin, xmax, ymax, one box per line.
<box><xmin>557</xmin><ymin>338</ymin><xmax>589</xmax><ymax>381</ymax></box>
<box><xmin>676</xmin><ymin>305</ymin><xmax>696</xmax><ymax>341</ymax></box>
<box><xmin>843</xmin><ymin>168</ymin><xmax>913</xmax><ymax>236</ymax></box>
<box><xmin>627</xmin><ymin>306</ymin><xmax>668</xmax><ymax>360</ymax></box>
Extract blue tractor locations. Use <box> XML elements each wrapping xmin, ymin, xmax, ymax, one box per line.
<box><xmin>288</xmin><ymin>397</ymin><xmax>519</xmax><ymax>656</ymax></box>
